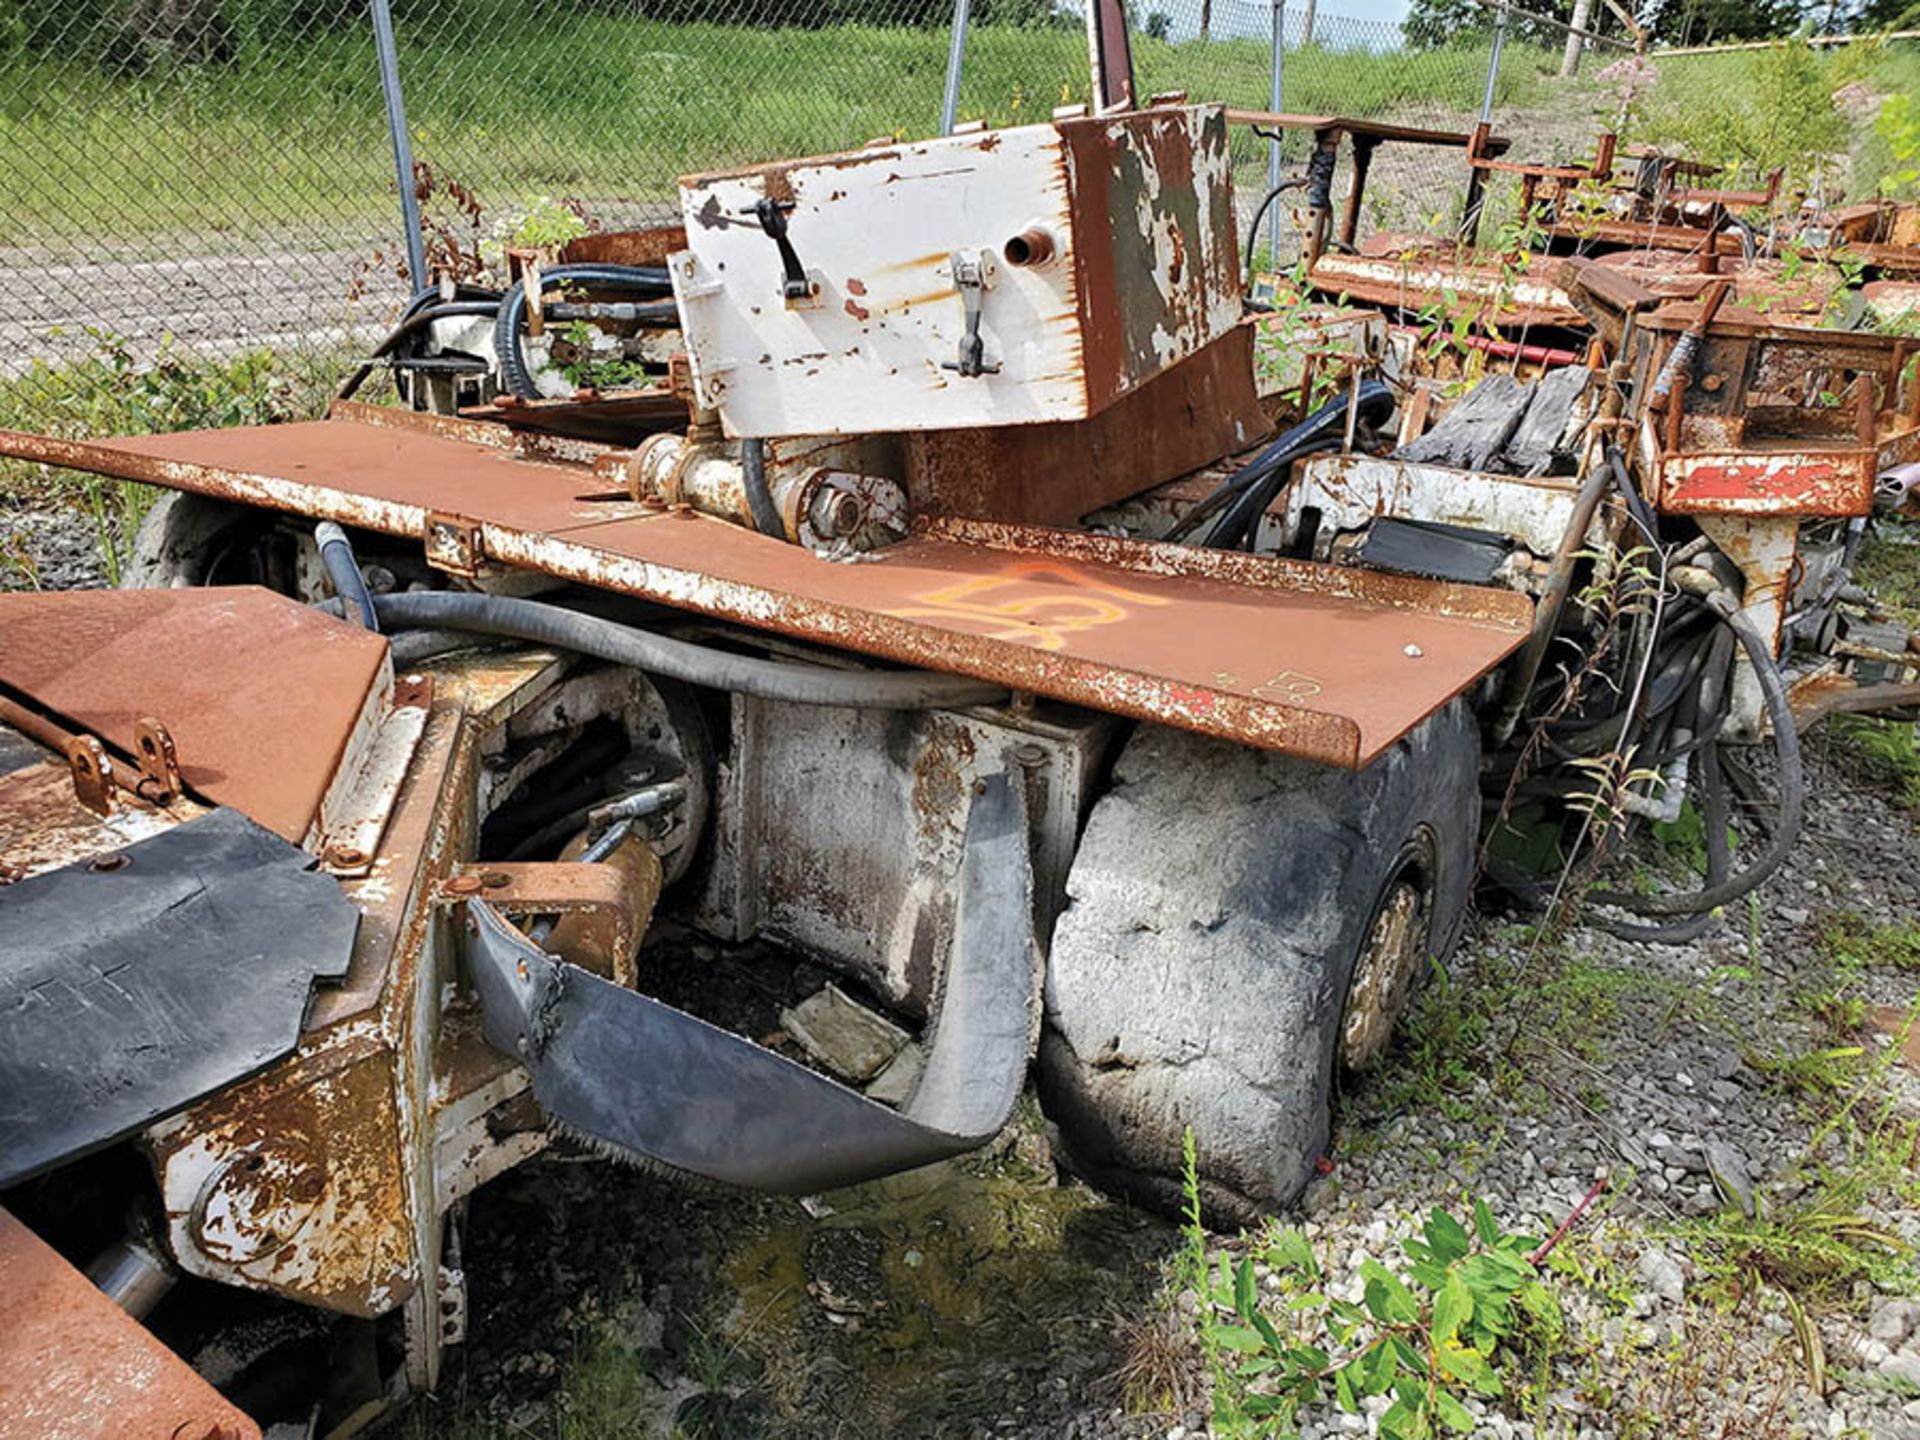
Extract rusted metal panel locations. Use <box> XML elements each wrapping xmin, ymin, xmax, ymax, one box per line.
<box><xmin>672</xmin><ymin>106</ymin><xmax>1239</xmax><ymax>436</ymax></box>
<box><xmin>0</xmin><ymin>1206</ymin><xmax>262</xmax><ymax>1440</ymax></box>
<box><xmin>0</xmin><ymin>416</ymin><xmax>1530</xmax><ymax>768</ymax></box>
<box><xmin>0</xmin><ymin>756</ymin><xmax>206</xmax><ymax>883</ymax></box>
<box><xmin>903</xmin><ymin>325</ymin><xmax>1272</xmax><ymax>526</ymax></box>
<box><xmin>1308</xmin><ymin>250</ymin><xmax>1585</xmax><ymax>330</ymax></box>
<box><xmin>558</xmin><ymin>225</ymin><xmax>687</xmax><ymax>269</ymax></box>
<box><xmin>0</xmin><ymin>587</ymin><xmax>391</xmax><ymax>846</ymax></box>
<box><xmin>149</xmin><ymin>1036</ymin><xmax>414</xmax><ymax>1320</ymax></box>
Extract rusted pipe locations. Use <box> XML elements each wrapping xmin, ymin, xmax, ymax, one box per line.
<box><xmin>1002</xmin><ymin>228</ymin><xmax>1056</xmax><ymax>268</ymax></box>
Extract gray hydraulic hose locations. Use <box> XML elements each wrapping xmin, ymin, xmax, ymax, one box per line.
<box><xmin>1588</xmin><ymin>588</ymin><xmax>1804</xmax><ymax>917</ymax></box>
<box><xmin>315</xmin><ymin>522</ymin><xmax>379</xmax><ymax>632</ymax></box>
<box><xmin>359</xmin><ymin>590</ymin><xmax>1008</xmax><ymax>710</ymax></box>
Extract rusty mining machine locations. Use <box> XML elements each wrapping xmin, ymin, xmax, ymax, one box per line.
<box><xmin>4</xmin><ymin>8</ymin><xmax>1920</xmax><ymax>1434</ymax></box>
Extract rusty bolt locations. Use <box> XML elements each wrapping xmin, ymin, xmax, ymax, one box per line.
<box><xmin>446</xmin><ymin>874</ymin><xmax>484</xmax><ymax>895</ymax></box>
<box><xmin>481</xmin><ymin>871</ymin><xmax>513</xmax><ymax>889</ymax></box>
<box><xmin>88</xmin><ymin>853</ymin><xmax>129</xmax><ymax>873</ymax></box>
<box><xmin>326</xmin><ymin>844</ymin><xmax>368</xmax><ymax>868</ymax></box>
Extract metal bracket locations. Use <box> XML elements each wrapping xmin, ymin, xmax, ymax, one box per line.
<box><xmin>132</xmin><ymin>718</ymin><xmax>182</xmax><ymax>804</ymax></box>
<box><xmin>941</xmin><ymin>249</ymin><xmax>1001</xmax><ymax>379</ymax></box>
<box><xmin>65</xmin><ymin>735</ymin><xmax>114</xmax><ymax>816</ymax></box>
<box><xmin>751</xmin><ymin>198</ymin><xmax>815</xmax><ymax>302</ymax></box>
<box><xmin>424</xmin><ymin>512</ymin><xmax>485</xmax><ymax>578</ymax></box>
<box><xmin>441</xmin><ymin>859</ymin><xmax>656</xmax><ymax>988</ymax></box>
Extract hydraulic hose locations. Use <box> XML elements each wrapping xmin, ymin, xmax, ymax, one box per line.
<box><xmin>1587</xmin><ymin>588</ymin><xmax>1804</xmax><ymax>917</ymax></box>
<box><xmin>337</xmin><ymin>286</ymin><xmax>505</xmax><ymax>401</ymax></box>
<box><xmin>353</xmin><ymin>590</ymin><xmax>1008</xmax><ymax>710</ymax></box>
<box><xmin>1243</xmin><ymin>177</ymin><xmax>1309</xmax><ymax>289</ymax></box>
<box><xmin>314</xmin><ymin>522</ymin><xmax>379</xmax><ymax>633</ymax></box>
<box><xmin>740</xmin><ymin>437</ymin><xmax>786</xmax><ymax>539</ymax></box>
<box><xmin>493</xmin><ymin>264</ymin><xmax>675</xmax><ymax>400</ymax></box>
<box><xmin>1167</xmin><ymin>380</ymin><xmax>1393</xmax><ymax>548</ymax></box>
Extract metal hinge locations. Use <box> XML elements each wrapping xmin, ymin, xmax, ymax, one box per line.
<box><xmin>424</xmin><ymin>512</ymin><xmax>485</xmax><ymax>578</ymax></box>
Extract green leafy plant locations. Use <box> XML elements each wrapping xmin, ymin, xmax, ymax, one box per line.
<box><xmin>1185</xmin><ymin>1139</ymin><xmax>1557</xmax><ymax>1438</ymax></box>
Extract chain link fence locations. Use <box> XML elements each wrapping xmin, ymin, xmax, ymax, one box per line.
<box><xmin>0</xmin><ymin>2</ymin><xmax>1913</xmax><ymax>458</ymax></box>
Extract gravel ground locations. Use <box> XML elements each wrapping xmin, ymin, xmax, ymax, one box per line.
<box><xmin>413</xmin><ymin>731</ymin><xmax>1920</xmax><ymax>1439</ymax></box>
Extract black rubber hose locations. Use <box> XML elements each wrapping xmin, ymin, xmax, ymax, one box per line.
<box><xmin>740</xmin><ymin>438</ymin><xmax>786</xmax><ymax>539</ymax></box>
<box><xmin>1243</xmin><ymin>177</ymin><xmax>1309</xmax><ymax>288</ymax></box>
<box><xmin>354</xmin><ymin>590</ymin><xmax>1008</xmax><ymax>710</ymax></box>
<box><xmin>1587</xmin><ymin>593</ymin><xmax>1804</xmax><ymax>917</ymax></box>
<box><xmin>1167</xmin><ymin>380</ymin><xmax>1393</xmax><ymax>546</ymax></box>
<box><xmin>493</xmin><ymin>264</ymin><xmax>675</xmax><ymax>400</ymax></box>
<box><xmin>337</xmin><ymin>286</ymin><xmax>506</xmax><ymax>401</ymax></box>
<box><xmin>389</xmin><ymin>628</ymin><xmax>508</xmax><ymax>667</ymax></box>
<box><xmin>1203</xmin><ymin>381</ymin><xmax>1395</xmax><ymax>550</ymax></box>
<box><xmin>314</xmin><ymin>522</ymin><xmax>379</xmax><ymax>633</ymax></box>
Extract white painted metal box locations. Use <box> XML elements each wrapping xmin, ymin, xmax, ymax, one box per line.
<box><xmin>670</xmin><ymin>104</ymin><xmax>1242</xmax><ymax>438</ymax></box>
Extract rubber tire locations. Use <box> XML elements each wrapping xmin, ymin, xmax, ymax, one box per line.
<box><xmin>122</xmin><ymin>492</ymin><xmax>254</xmax><ymax>589</ymax></box>
<box><xmin>1037</xmin><ymin>700</ymin><xmax>1479</xmax><ymax>1228</ymax></box>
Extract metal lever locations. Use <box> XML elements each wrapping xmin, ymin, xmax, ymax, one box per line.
<box><xmin>941</xmin><ymin>250</ymin><xmax>1001</xmax><ymax>378</ymax></box>
<box><xmin>751</xmin><ymin>197</ymin><xmax>813</xmax><ymax>301</ymax></box>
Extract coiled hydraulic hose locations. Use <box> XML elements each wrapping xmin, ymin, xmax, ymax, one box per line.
<box><xmin>314</xmin><ymin>522</ymin><xmax>379</xmax><ymax>632</ymax></box>
<box><xmin>1585</xmin><ymin>586</ymin><xmax>1804</xmax><ymax>918</ymax></box>
<box><xmin>492</xmin><ymin>264</ymin><xmax>675</xmax><ymax>400</ymax></box>
<box><xmin>351</xmin><ymin>590</ymin><xmax>1008</xmax><ymax>710</ymax></box>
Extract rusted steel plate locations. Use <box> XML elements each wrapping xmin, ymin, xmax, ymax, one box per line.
<box><xmin>904</xmin><ymin>326</ymin><xmax>1272</xmax><ymax>527</ymax></box>
<box><xmin>0</xmin><ymin>1207</ymin><xmax>261</xmax><ymax>1440</ymax></box>
<box><xmin>0</xmin><ymin>420</ymin><xmax>1530</xmax><ymax>768</ymax></box>
<box><xmin>1308</xmin><ymin>251</ymin><xmax>1584</xmax><ymax>330</ymax></box>
<box><xmin>0</xmin><ymin>586</ymin><xmax>388</xmax><ymax>843</ymax></box>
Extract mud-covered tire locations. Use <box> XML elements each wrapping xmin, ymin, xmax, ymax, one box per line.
<box><xmin>1037</xmin><ymin>700</ymin><xmax>1479</xmax><ymax>1227</ymax></box>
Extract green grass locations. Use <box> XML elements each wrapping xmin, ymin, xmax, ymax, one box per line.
<box><xmin>0</xmin><ymin>332</ymin><xmax>343</xmax><ymax>582</ymax></box>
<box><xmin>1640</xmin><ymin>40</ymin><xmax>1920</xmax><ymax>196</ymax></box>
<box><xmin>0</xmin><ymin>21</ymin><xmax>1553</xmax><ymax>245</ymax></box>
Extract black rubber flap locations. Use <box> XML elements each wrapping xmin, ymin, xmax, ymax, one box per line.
<box><xmin>466</xmin><ymin>771</ymin><xmax>1039</xmax><ymax>1195</ymax></box>
<box><xmin>0</xmin><ymin>808</ymin><xmax>357</xmax><ymax>1187</ymax></box>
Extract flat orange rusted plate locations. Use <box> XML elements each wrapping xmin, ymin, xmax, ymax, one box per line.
<box><xmin>0</xmin><ymin>586</ymin><xmax>388</xmax><ymax>841</ymax></box>
<box><xmin>0</xmin><ymin>1207</ymin><xmax>262</xmax><ymax>1440</ymax></box>
<box><xmin>0</xmin><ymin>416</ymin><xmax>1530</xmax><ymax>768</ymax></box>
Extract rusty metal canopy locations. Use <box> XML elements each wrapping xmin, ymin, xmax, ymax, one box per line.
<box><xmin>0</xmin><ymin>412</ymin><xmax>1531</xmax><ymax>768</ymax></box>
<box><xmin>0</xmin><ymin>585</ymin><xmax>389</xmax><ymax>842</ymax></box>
<box><xmin>0</xmin><ymin>1207</ymin><xmax>263</xmax><ymax>1440</ymax></box>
